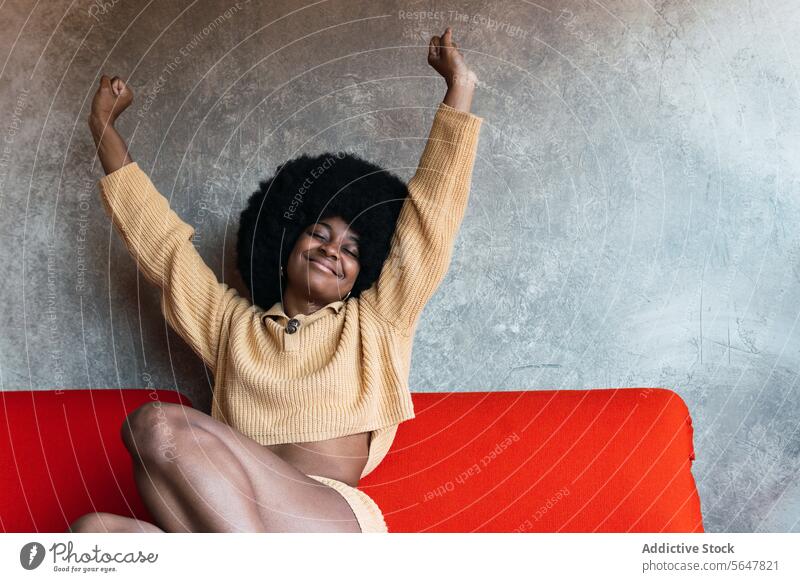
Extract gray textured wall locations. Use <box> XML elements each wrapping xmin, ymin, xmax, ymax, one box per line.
<box><xmin>1</xmin><ymin>0</ymin><xmax>798</xmax><ymax>532</ymax></box>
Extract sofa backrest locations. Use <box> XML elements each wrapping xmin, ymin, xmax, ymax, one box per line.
<box><xmin>362</xmin><ymin>388</ymin><xmax>703</xmax><ymax>532</ymax></box>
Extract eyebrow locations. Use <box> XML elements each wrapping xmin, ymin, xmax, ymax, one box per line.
<box><xmin>317</xmin><ymin>221</ymin><xmax>360</xmax><ymax>244</ymax></box>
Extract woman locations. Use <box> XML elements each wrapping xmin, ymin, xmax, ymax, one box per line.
<box><xmin>70</xmin><ymin>27</ymin><xmax>482</xmax><ymax>533</ymax></box>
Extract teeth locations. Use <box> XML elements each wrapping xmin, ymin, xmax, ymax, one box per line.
<box><xmin>311</xmin><ymin>258</ymin><xmax>335</xmax><ymax>275</ymax></box>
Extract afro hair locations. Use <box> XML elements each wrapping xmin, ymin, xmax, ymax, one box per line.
<box><xmin>236</xmin><ymin>151</ymin><xmax>409</xmax><ymax>310</ymax></box>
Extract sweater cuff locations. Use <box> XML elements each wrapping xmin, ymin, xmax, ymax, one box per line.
<box><xmin>99</xmin><ymin>161</ymin><xmax>146</xmax><ymax>195</ymax></box>
<box><xmin>98</xmin><ymin>161</ymin><xmax>193</xmax><ymax>240</ymax></box>
<box><xmin>438</xmin><ymin>101</ymin><xmax>483</xmax><ymax>125</ymax></box>
<box><xmin>99</xmin><ymin>161</ymin><xmax>149</xmax><ymax>223</ymax></box>
<box><xmin>435</xmin><ymin>101</ymin><xmax>484</xmax><ymax>143</ymax></box>
<box><xmin>424</xmin><ymin>102</ymin><xmax>483</xmax><ymax>189</ymax></box>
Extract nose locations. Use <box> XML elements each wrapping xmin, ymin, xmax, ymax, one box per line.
<box><xmin>318</xmin><ymin>240</ymin><xmax>340</xmax><ymax>260</ymax></box>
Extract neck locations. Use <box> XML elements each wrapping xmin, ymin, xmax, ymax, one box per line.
<box><xmin>281</xmin><ymin>291</ymin><xmax>326</xmax><ymax>318</ymax></box>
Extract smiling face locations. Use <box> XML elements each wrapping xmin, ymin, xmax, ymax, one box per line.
<box><xmin>284</xmin><ymin>215</ymin><xmax>361</xmax><ymax>306</ymax></box>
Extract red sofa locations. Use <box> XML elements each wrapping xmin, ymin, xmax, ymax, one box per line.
<box><xmin>0</xmin><ymin>388</ymin><xmax>703</xmax><ymax>532</ymax></box>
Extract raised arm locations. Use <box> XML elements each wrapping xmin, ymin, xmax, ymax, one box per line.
<box><xmin>88</xmin><ymin>75</ymin><xmax>134</xmax><ymax>175</ymax></box>
<box><xmin>360</xmin><ymin>28</ymin><xmax>483</xmax><ymax>335</ymax></box>
<box><xmin>89</xmin><ymin>75</ymin><xmax>238</xmax><ymax>370</ymax></box>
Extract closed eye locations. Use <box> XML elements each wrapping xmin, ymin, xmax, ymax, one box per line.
<box><xmin>310</xmin><ymin>231</ymin><xmax>358</xmax><ymax>258</ymax></box>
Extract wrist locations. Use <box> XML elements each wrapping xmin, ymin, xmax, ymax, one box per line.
<box><xmin>442</xmin><ymin>88</ymin><xmax>474</xmax><ymax>113</ymax></box>
<box><xmin>88</xmin><ymin>115</ymin><xmax>113</xmax><ymax>139</ymax></box>
<box><xmin>446</xmin><ymin>69</ymin><xmax>476</xmax><ymax>90</ymax></box>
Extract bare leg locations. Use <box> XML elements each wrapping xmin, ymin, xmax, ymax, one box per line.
<box><xmin>120</xmin><ymin>402</ymin><xmax>362</xmax><ymax>533</ymax></box>
<box><xmin>67</xmin><ymin>512</ymin><xmax>164</xmax><ymax>533</ymax></box>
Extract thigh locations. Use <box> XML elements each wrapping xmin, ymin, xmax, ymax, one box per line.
<box><xmin>140</xmin><ymin>402</ymin><xmax>361</xmax><ymax>533</ymax></box>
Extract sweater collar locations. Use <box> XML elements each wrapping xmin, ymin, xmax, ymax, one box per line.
<box><xmin>262</xmin><ymin>298</ymin><xmax>346</xmax><ymax>320</ymax></box>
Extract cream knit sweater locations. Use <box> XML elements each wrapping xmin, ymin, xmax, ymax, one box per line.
<box><xmin>98</xmin><ymin>102</ymin><xmax>483</xmax><ymax>479</ymax></box>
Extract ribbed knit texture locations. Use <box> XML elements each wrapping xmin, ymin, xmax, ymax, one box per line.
<box><xmin>98</xmin><ymin>101</ymin><xmax>483</xmax><ymax>479</ymax></box>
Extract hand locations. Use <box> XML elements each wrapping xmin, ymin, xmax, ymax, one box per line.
<box><xmin>427</xmin><ymin>27</ymin><xmax>476</xmax><ymax>88</ymax></box>
<box><xmin>89</xmin><ymin>75</ymin><xmax>133</xmax><ymax>130</ymax></box>
<box><xmin>88</xmin><ymin>75</ymin><xmax>135</xmax><ymax>174</ymax></box>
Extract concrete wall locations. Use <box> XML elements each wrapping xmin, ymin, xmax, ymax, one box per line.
<box><xmin>1</xmin><ymin>0</ymin><xmax>798</xmax><ymax>532</ymax></box>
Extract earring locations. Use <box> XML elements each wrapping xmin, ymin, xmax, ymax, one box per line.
<box><xmin>280</xmin><ymin>265</ymin><xmax>284</xmax><ymax>278</ymax></box>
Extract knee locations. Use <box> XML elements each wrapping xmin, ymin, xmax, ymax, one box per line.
<box><xmin>68</xmin><ymin>512</ymin><xmax>111</xmax><ymax>533</ymax></box>
<box><xmin>121</xmin><ymin>402</ymin><xmax>197</xmax><ymax>465</ymax></box>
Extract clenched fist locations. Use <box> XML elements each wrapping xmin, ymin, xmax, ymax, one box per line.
<box><xmin>428</xmin><ymin>27</ymin><xmax>476</xmax><ymax>88</ymax></box>
<box><xmin>89</xmin><ymin>74</ymin><xmax>133</xmax><ymax>130</ymax></box>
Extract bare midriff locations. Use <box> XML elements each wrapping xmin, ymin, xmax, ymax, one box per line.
<box><xmin>266</xmin><ymin>431</ymin><xmax>370</xmax><ymax>488</ymax></box>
